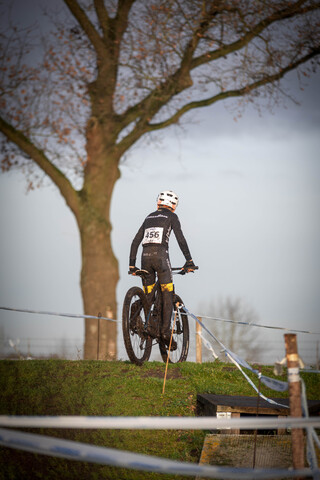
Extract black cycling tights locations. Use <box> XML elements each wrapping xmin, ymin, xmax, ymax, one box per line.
<box><xmin>141</xmin><ymin>246</ymin><xmax>174</xmax><ymax>336</ymax></box>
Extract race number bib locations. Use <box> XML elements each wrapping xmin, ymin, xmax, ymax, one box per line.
<box><xmin>142</xmin><ymin>227</ymin><xmax>163</xmax><ymax>245</ymax></box>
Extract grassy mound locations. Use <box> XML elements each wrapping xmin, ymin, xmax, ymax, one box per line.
<box><xmin>0</xmin><ymin>360</ymin><xmax>319</xmax><ymax>479</ymax></box>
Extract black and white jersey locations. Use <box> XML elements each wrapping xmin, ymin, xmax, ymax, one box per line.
<box><xmin>129</xmin><ymin>208</ymin><xmax>192</xmax><ymax>265</ymax></box>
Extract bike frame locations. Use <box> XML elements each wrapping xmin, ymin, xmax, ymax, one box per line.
<box><xmin>135</xmin><ymin>268</ymin><xmax>185</xmax><ymax>339</ymax></box>
<box><xmin>122</xmin><ymin>265</ymin><xmax>198</xmax><ymax>364</ymax></box>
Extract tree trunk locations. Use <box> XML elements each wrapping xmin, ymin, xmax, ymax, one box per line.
<box><xmin>79</xmin><ymin>210</ymin><xmax>119</xmax><ymax>360</ymax></box>
<box><xmin>77</xmin><ymin>117</ymin><xmax>121</xmax><ymax>360</ymax></box>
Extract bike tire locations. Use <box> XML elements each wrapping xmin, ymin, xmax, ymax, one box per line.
<box><xmin>159</xmin><ymin>294</ymin><xmax>189</xmax><ymax>363</ymax></box>
<box><xmin>122</xmin><ymin>286</ymin><xmax>152</xmax><ymax>365</ymax></box>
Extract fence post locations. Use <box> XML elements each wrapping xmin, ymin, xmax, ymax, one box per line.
<box><xmin>196</xmin><ymin>319</ymin><xmax>202</xmax><ymax>364</ymax></box>
<box><xmin>97</xmin><ymin>312</ymin><xmax>101</xmax><ymax>360</ymax></box>
<box><xmin>284</xmin><ymin>334</ymin><xmax>304</xmax><ymax>475</ymax></box>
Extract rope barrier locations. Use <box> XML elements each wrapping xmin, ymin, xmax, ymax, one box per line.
<box><xmin>195</xmin><ymin>313</ymin><xmax>320</xmax><ymax>335</ymax></box>
<box><xmin>300</xmin><ymin>368</ymin><xmax>320</xmax><ymax>374</ymax></box>
<box><xmin>0</xmin><ymin>306</ymin><xmax>118</xmax><ymax>323</ymax></box>
<box><xmin>2</xmin><ymin>304</ymin><xmax>318</xmax><ymax>375</ymax></box>
<box><xmin>1</xmin><ymin>306</ymin><xmax>319</xmax><ymax>334</ymax></box>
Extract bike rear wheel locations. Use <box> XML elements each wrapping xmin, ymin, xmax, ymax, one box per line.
<box><xmin>159</xmin><ymin>294</ymin><xmax>189</xmax><ymax>363</ymax></box>
<box><xmin>122</xmin><ymin>286</ymin><xmax>152</xmax><ymax>365</ymax></box>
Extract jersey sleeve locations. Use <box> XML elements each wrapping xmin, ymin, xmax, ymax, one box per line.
<box><xmin>129</xmin><ymin>223</ymin><xmax>144</xmax><ymax>265</ymax></box>
<box><xmin>172</xmin><ymin>215</ymin><xmax>192</xmax><ymax>261</ymax></box>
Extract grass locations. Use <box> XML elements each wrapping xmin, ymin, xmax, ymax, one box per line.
<box><xmin>0</xmin><ymin>359</ymin><xmax>319</xmax><ymax>479</ymax></box>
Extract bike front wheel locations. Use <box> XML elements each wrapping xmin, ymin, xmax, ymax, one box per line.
<box><xmin>122</xmin><ymin>286</ymin><xmax>152</xmax><ymax>365</ymax></box>
<box><xmin>159</xmin><ymin>294</ymin><xmax>189</xmax><ymax>363</ymax></box>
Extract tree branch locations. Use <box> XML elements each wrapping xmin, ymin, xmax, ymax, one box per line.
<box><xmin>93</xmin><ymin>0</ymin><xmax>110</xmax><ymax>39</ymax></box>
<box><xmin>121</xmin><ymin>46</ymin><xmax>320</xmax><ymax>140</ymax></box>
<box><xmin>118</xmin><ymin>0</ymin><xmax>320</xmax><ymax>135</ymax></box>
<box><xmin>114</xmin><ymin>0</ymin><xmax>136</xmax><ymax>38</ymax></box>
<box><xmin>63</xmin><ymin>0</ymin><xmax>107</xmax><ymax>58</ymax></box>
<box><xmin>92</xmin><ymin>0</ymin><xmax>136</xmax><ymax>56</ymax></box>
<box><xmin>192</xmin><ymin>0</ymin><xmax>320</xmax><ymax>70</ymax></box>
<box><xmin>118</xmin><ymin>2</ymin><xmax>213</xmax><ymax>129</ymax></box>
<box><xmin>0</xmin><ymin>116</ymin><xmax>80</xmax><ymax>217</ymax></box>
<box><xmin>107</xmin><ymin>0</ymin><xmax>136</xmax><ymax>62</ymax></box>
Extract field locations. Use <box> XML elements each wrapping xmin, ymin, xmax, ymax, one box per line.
<box><xmin>0</xmin><ymin>360</ymin><xmax>319</xmax><ymax>479</ymax></box>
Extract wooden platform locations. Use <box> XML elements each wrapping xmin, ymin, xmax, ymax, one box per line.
<box><xmin>197</xmin><ymin>394</ymin><xmax>320</xmax><ymax>434</ymax></box>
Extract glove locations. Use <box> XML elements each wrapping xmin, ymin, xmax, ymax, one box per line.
<box><xmin>182</xmin><ymin>259</ymin><xmax>196</xmax><ymax>273</ymax></box>
<box><xmin>129</xmin><ymin>266</ymin><xmax>139</xmax><ymax>275</ymax></box>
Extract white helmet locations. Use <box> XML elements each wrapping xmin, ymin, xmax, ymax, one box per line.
<box><xmin>157</xmin><ymin>190</ymin><xmax>179</xmax><ymax>211</ymax></box>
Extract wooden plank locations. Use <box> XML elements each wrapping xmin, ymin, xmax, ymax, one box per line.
<box><xmin>197</xmin><ymin>394</ymin><xmax>320</xmax><ymax>417</ymax></box>
<box><xmin>231</xmin><ymin>412</ymin><xmax>240</xmax><ymax>435</ymax></box>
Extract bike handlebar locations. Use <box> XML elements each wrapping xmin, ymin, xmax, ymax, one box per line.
<box><xmin>171</xmin><ymin>266</ymin><xmax>199</xmax><ymax>271</ymax></box>
<box><xmin>128</xmin><ymin>266</ymin><xmax>199</xmax><ymax>276</ymax></box>
<box><xmin>172</xmin><ymin>266</ymin><xmax>199</xmax><ymax>275</ymax></box>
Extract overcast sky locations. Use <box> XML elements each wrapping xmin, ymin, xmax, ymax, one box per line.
<box><xmin>0</xmin><ymin>0</ymin><xmax>319</xmax><ymax>365</ymax></box>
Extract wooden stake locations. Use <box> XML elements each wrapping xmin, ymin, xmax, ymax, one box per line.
<box><xmin>196</xmin><ymin>319</ymin><xmax>202</xmax><ymax>364</ymax></box>
<box><xmin>284</xmin><ymin>334</ymin><xmax>304</xmax><ymax>475</ymax></box>
<box><xmin>252</xmin><ymin>367</ymin><xmax>261</xmax><ymax>468</ymax></box>
<box><xmin>162</xmin><ymin>307</ymin><xmax>178</xmax><ymax>395</ymax></box>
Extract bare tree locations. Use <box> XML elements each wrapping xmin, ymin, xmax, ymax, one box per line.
<box><xmin>201</xmin><ymin>297</ymin><xmax>261</xmax><ymax>362</ymax></box>
<box><xmin>1</xmin><ymin>1</ymin><xmax>319</xmax><ymax>359</ymax></box>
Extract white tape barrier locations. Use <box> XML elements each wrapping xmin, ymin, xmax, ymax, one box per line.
<box><xmin>1</xmin><ymin>416</ymin><xmax>320</xmax><ymax>430</ymax></box>
<box><xmin>314</xmin><ymin>431</ymin><xmax>320</xmax><ymax>450</ymax></box>
<box><xmin>197</xmin><ymin>330</ymin><xmax>219</xmax><ymax>359</ymax></box>
<box><xmin>225</xmin><ymin>351</ymin><xmax>289</xmax><ymax>409</ymax></box>
<box><xmin>259</xmin><ymin>374</ymin><xmax>289</xmax><ymax>392</ymax></box>
<box><xmin>0</xmin><ymin>428</ymin><xmax>318</xmax><ymax>480</ymax></box>
<box><xmin>184</xmin><ymin>307</ymin><xmax>289</xmax><ymax>406</ymax></box>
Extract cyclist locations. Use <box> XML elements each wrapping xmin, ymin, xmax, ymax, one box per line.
<box><xmin>129</xmin><ymin>190</ymin><xmax>196</xmax><ymax>348</ymax></box>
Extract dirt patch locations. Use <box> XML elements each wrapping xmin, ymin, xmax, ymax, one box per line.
<box><xmin>120</xmin><ymin>367</ymin><xmax>131</xmax><ymax>374</ymax></box>
<box><xmin>140</xmin><ymin>367</ymin><xmax>184</xmax><ymax>380</ymax></box>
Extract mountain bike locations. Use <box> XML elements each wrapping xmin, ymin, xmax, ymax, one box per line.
<box><xmin>122</xmin><ymin>267</ymin><xmax>198</xmax><ymax>365</ymax></box>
